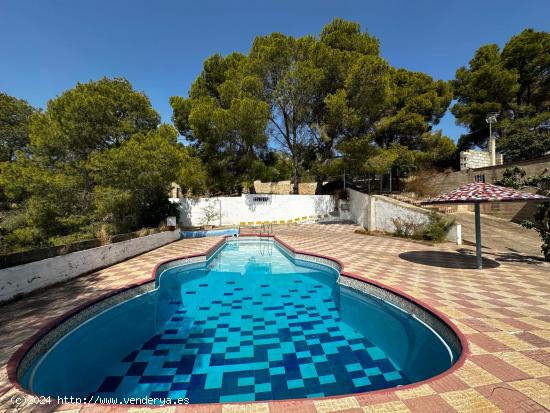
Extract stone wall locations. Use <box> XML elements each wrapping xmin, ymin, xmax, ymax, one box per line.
<box><xmin>251</xmin><ymin>180</ymin><xmax>319</xmax><ymax>195</ymax></box>
<box><xmin>469</xmin><ymin>156</ymin><xmax>550</xmax><ymax>183</ymax></box>
<box><xmin>169</xmin><ymin>180</ymin><xmax>319</xmax><ymax>197</ymax></box>
<box><xmin>460</xmin><ymin>149</ymin><xmax>503</xmax><ymax>170</ymax></box>
<box><xmin>0</xmin><ymin>230</ymin><xmax>181</xmax><ymax>303</ymax></box>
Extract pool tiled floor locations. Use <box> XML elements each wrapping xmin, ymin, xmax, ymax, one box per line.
<box><xmin>92</xmin><ymin>268</ymin><xmax>405</xmax><ymax>403</ymax></box>
<box><xmin>1</xmin><ymin>224</ymin><xmax>550</xmax><ymax>412</ymax></box>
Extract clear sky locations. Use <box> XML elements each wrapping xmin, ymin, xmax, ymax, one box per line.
<box><xmin>1</xmin><ymin>0</ymin><xmax>549</xmax><ymax>141</ymax></box>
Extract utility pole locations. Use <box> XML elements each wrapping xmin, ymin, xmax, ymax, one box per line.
<box><xmin>343</xmin><ymin>168</ymin><xmax>346</xmax><ymax>191</ymax></box>
<box><xmin>486</xmin><ymin>112</ymin><xmax>498</xmax><ymax>166</ymax></box>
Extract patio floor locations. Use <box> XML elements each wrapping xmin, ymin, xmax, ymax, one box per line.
<box><xmin>1</xmin><ymin>223</ymin><xmax>550</xmax><ymax>412</ymax></box>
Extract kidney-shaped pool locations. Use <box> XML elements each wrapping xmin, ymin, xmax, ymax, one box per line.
<box><xmin>17</xmin><ymin>237</ymin><xmax>463</xmax><ymax>404</ymax></box>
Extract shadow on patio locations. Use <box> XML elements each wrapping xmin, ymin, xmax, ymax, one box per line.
<box><xmin>398</xmin><ymin>250</ymin><xmax>501</xmax><ymax>269</ymax></box>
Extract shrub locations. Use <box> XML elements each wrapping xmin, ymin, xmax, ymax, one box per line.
<box><xmin>391</xmin><ymin>217</ymin><xmax>420</xmax><ymax>238</ymax></box>
<box><xmin>523</xmin><ymin>205</ymin><xmax>550</xmax><ymax>260</ymax></box>
<box><xmin>496</xmin><ymin>167</ymin><xmax>550</xmax><ymax>261</ymax></box>
<box><xmin>391</xmin><ymin>212</ymin><xmax>453</xmax><ymax>242</ymax></box>
<box><xmin>419</xmin><ymin>211</ymin><xmax>454</xmax><ymax>242</ymax></box>
<box><xmin>201</xmin><ymin>201</ymin><xmax>220</xmax><ymax>226</ymax></box>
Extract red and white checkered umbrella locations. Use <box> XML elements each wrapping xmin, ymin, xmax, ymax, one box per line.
<box><xmin>424</xmin><ymin>182</ymin><xmax>550</xmax><ymax>204</ymax></box>
<box><xmin>423</xmin><ymin>183</ymin><xmax>549</xmax><ymax>269</ymax></box>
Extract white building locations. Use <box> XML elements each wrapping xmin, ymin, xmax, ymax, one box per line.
<box><xmin>460</xmin><ymin>149</ymin><xmax>503</xmax><ymax>171</ymax></box>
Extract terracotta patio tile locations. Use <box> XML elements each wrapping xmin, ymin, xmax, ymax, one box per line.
<box><xmin>175</xmin><ymin>404</ymin><xmax>222</xmax><ymax>413</ymax></box>
<box><xmin>486</xmin><ymin>332</ymin><xmax>536</xmax><ymax>351</ymax></box>
<box><xmin>521</xmin><ymin>350</ymin><xmax>550</xmax><ymax>368</ymax></box>
<box><xmin>455</xmin><ymin>361</ymin><xmax>502</xmax><ymax>388</ymax></box>
<box><xmin>268</xmin><ymin>400</ymin><xmax>317</xmax><ymax>413</ymax></box>
<box><xmin>79</xmin><ymin>405</ymin><xmax>131</xmax><ymax>413</ymax></box>
<box><xmin>402</xmin><ymin>394</ymin><xmax>457</xmax><ymax>413</ymax></box>
<box><xmin>54</xmin><ymin>404</ymin><xmax>89</xmax><ymax>412</ymax></box>
<box><xmin>499</xmin><ymin>318</ymin><xmax>541</xmax><ymax>331</ymax></box>
<box><xmin>531</xmin><ymin>330</ymin><xmax>550</xmax><ymax>342</ymax></box>
<box><xmin>509</xmin><ymin>379</ymin><xmax>550</xmax><ymax>410</ymax></box>
<box><xmin>221</xmin><ymin>402</ymin><xmax>269</xmax><ymax>413</ymax></box>
<box><xmin>470</xmin><ymin>354</ymin><xmax>531</xmax><ymax>381</ymax></box>
<box><xmin>428</xmin><ymin>375</ymin><xmax>470</xmax><ymax>393</ymax></box>
<box><xmin>497</xmin><ymin>352</ymin><xmax>550</xmax><ymax>378</ymax></box>
<box><xmin>362</xmin><ymin>401</ymin><xmax>411</xmax><ymax>413</ymax></box>
<box><xmin>127</xmin><ymin>408</ymin><xmax>173</xmax><ymax>413</ymax></box>
<box><xmin>466</xmin><ymin>333</ymin><xmax>513</xmax><ymax>353</ymax></box>
<box><xmin>476</xmin><ymin>383</ymin><xmax>546</xmax><ymax>413</ymax></box>
<box><xmin>461</xmin><ymin>319</ymin><xmax>500</xmax><ymax>333</ymax></box>
<box><xmin>313</xmin><ymin>396</ymin><xmax>359</xmax><ymax>412</ymax></box>
<box><xmin>354</xmin><ymin>392</ymin><xmax>399</xmax><ymax>407</ymax></box>
<box><xmin>516</xmin><ymin>332</ymin><xmax>550</xmax><ymax>348</ymax></box>
<box><xmin>394</xmin><ymin>384</ymin><xmax>435</xmax><ymax>400</ymax></box>
<box><xmin>519</xmin><ymin>314</ymin><xmax>550</xmax><ymax>326</ymax></box>
<box><xmin>440</xmin><ymin>388</ymin><xmax>501</xmax><ymax>412</ymax></box>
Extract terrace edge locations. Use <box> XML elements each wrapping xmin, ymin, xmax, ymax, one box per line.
<box><xmin>6</xmin><ymin>234</ymin><xmax>470</xmax><ymax>407</ymax></box>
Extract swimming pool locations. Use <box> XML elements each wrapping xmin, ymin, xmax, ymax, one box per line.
<box><xmin>18</xmin><ymin>237</ymin><xmax>462</xmax><ymax>404</ymax></box>
<box><xmin>181</xmin><ymin>228</ymin><xmax>239</xmax><ymax>238</ymax></box>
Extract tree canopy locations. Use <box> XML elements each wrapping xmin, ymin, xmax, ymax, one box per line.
<box><xmin>171</xmin><ymin>53</ymin><xmax>271</xmax><ymax>194</ymax></box>
<box><xmin>2</xmin><ymin>22</ymin><xmax>547</xmax><ymax>254</ymax></box>
<box><xmin>0</xmin><ymin>78</ymin><xmax>205</xmax><ymax>253</ymax></box>
<box><xmin>0</xmin><ymin>93</ymin><xmax>34</xmax><ymax>162</ymax></box>
<box><xmin>30</xmin><ymin>77</ymin><xmax>161</xmax><ymax>163</ymax></box>
<box><xmin>452</xmin><ymin>29</ymin><xmax>550</xmax><ymax>160</ymax></box>
<box><xmin>172</xmin><ymin>18</ymin><xmax>454</xmax><ymax>194</ymax></box>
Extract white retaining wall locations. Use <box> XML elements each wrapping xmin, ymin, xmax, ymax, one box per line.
<box><xmin>177</xmin><ymin>195</ymin><xmax>336</xmax><ymax>227</ymax></box>
<box><xmin>347</xmin><ymin>188</ymin><xmax>371</xmax><ymax>228</ymax></box>
<box><xmin>0</xmin><ymin>230</ymin><xmax>180</xmax><ymax>303</ymax></box>
<box><xmin>347</xmin><ymin>188</ymin><xmax>461</xmax><ymax>244</ymax></box>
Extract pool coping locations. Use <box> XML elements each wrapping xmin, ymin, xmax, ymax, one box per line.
<box><xmin>6</xmin><ymin>234</ymin><xmax>470</xmax><ymax>408</ymax></box>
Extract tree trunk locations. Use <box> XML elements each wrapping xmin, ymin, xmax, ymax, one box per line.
<box><xmin>315</xmin><ymin>176</ymin><xmax>324</xmax><ymax>195</ymax></box>
<box><xmin>292</xmin><ymin>156</ymin><xmax>299</xmax><ymax>194</ymax></box>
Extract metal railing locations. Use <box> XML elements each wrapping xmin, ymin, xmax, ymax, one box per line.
<box><xmin>260</xmin><ymin>222</ymin><xmax>273</xmax><ymax>236</ymax></box>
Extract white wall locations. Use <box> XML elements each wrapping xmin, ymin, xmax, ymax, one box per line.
<box><xmin>0</xmin><ymin>230</ymin><xmax>180</xmax><ymax>303</ymax></box>
<box><xmin>374</xmin><ymin>196</ymin><xmax>430</xmax><ymax>233</ymax></box>
<box><xmin>347</xmin><ymin>188</ymin><xmax>371</xmax><ymax>228</ymax></box>
<box><xmin>178</xmin><ymin>194</ymin><xmax>336</xmax><ymax>227</ymax></box>
<box><xmin>347</xmin><ymin>188</ymin><xmax>461</xmax><ymax>244</ymax></box>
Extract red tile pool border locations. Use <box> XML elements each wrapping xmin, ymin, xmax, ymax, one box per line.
<box><xmin>6</xmin><ymin>234</ymin><xmax>470</xmax><ymax>408</ymax></box>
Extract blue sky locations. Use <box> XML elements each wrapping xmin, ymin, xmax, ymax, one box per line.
<box><xmin>1</xmin><ymin>0</ymin><xmax>549</xmax><ymax>141</ymax></box>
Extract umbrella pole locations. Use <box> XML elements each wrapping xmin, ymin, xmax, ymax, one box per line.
<box><xmin>475</xmin><ymin>203</ymin><xmax>482</xmax><ymax>269</ymax></box>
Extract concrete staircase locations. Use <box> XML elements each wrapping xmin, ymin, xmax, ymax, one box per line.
<box><xmin>452</xmin><ymin>212</ymin><xmax>543</xmax><ymax>257</ymax></box>
<box><xmin>385</xmin><ymin>193</ymin><xmax>458</xmax><ymax>214</ymax></box>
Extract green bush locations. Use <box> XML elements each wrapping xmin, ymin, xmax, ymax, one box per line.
<box><xmin>418</xmin><ymin>211</ymin><xmax>454</xmax><ymax>242</ymax></box>
<box><xmin>496</xmin><ymin>167</ymin><xmax>550</xmax><ymax>261</ymax></box>
<box><xmin>390</xmin><ymin>211</ymin><xmax>453</xmax><ymax>242</ymax></box>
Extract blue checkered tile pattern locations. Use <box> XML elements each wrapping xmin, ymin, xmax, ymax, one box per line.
<box><xmin>91</xmin><ymin>242</ymin><xmax>407</xmax><ymax>403</ymax></box>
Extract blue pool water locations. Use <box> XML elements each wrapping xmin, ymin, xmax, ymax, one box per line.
<box><xmin>181</xmin><ymin>228</ymin><xmax>239</xmax><ymax>238</ymax></box>
<box><xmin>25</xmin><ymin>239</ymin><xmax>458</xmax><ymax>403</ymax></box>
